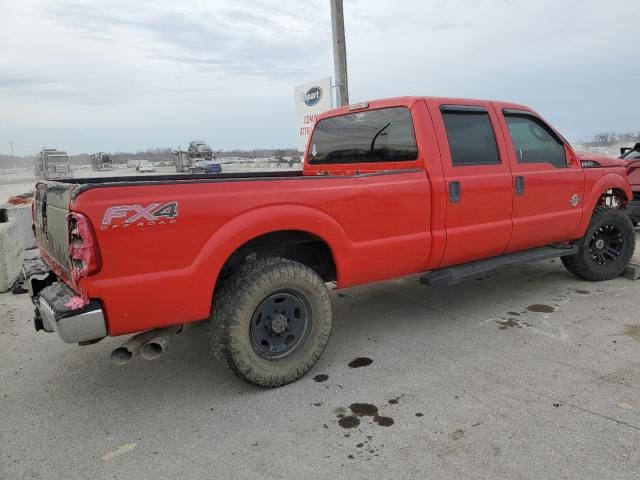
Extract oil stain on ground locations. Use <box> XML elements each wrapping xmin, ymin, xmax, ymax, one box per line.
<box><xmin>527</xmin><ymin>304</ymin><xmax>555</xmax><ymax>313</ymax></box>
<box><xmin>337</xmin><ymin>403</ymin><xmax>395</xmax><ymax>429</ymax></box>
<box><xmin>496</xmin><ymin>318</ymin><xmax>532</xmax><ymax>330</ymax></box>
<box><xmin>623</xmin><ymin>324</ymin><xmax>640</xmax><ymax>342</ymax></box>
<box><xmin>496</xmin><ymin>318</ymin><xmax>521</xmax><ymax>330</ymax></box>
<box><xmin>348</xmin><ymin>357</ymin><xmax>373</xmax><ymax>368</ymax></box>
<box><xmin>350</xmin><ymin>403</ymin><xmax>378</xmax><ymax>417</ymax></box>
<box><xmin>338</xmin><ymin>416</ymin><xmax>360</xmax><ymax>429</ymax></box>
<box><xmin>348</xmin><ymin>403</ymin><xmax>394</xmax><ymax>428</ymax></box>
<box><xmin>373</xmin><ymin>416</ymin><xmax>394</xmax><ymax>427</ymax></box>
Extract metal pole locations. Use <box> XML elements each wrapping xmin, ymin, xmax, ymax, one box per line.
<box><xmin>330</xmin><ymin>0</ymin><xmax>349</xmax><ymax>106</ymax></box>
<box><xmin>9</xmin><ymin>142</ymin><xmax>16</xmax><ymax>170</ymax></box>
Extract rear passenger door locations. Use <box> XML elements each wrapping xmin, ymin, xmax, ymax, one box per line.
<box><xmin>427</xmin><ymin>102</ymin><xmax>514</xmax><ymax>267</ymax></box>
<box><xmin>497</xmin><ymin>109</ymin><xmax>585</xmax><ymax>251</ymax></box>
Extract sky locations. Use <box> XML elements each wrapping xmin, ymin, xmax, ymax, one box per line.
<box><xmin>0</xmin><ymin>0</ymin><xmax>638</xmax><ymax>155</ymax></box>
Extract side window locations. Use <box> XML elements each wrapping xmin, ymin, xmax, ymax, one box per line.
<box><xmin>441</xmin><ymin>110</ymin><xmax>501</xmax><ymax>166</ymax></box>
<box><xmin>308</xmin><ymin>107</ymin><xmax>418</xmax><ymax>164</ymax></box>
<box><xmin>505</xmin><ymin>114</ymin><xmax>567</xmax><ymax>168</ymax></box>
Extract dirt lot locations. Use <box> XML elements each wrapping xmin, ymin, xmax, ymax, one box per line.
<box><xmin>1</xmin><ymin>231</ymin><xmax>639</xmax><ymax>479</ymax></box>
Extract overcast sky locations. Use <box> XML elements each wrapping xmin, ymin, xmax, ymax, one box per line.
<box><xmin>0</xmin><ymin>0</ymin><xmax>638</xmax><ymax>155</ymax></box>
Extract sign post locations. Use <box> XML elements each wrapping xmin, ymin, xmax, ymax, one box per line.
<box><xmin>294</xmin><ymin>77</ymin><xmax>333</xmax><ymax>153</ymax></box>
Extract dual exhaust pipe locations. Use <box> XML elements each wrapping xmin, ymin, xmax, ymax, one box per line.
<box><xmin>110</xmin><ymin>325</ymin><xmax>182</xmax><ymax>366</ymax></box>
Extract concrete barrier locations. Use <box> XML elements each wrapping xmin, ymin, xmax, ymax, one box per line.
<box><xmin>0</xmin><ymin>204</ymin><xmax>35</xmax><ymax>292</ymax></box>
<box><xmin>6</xmin><ymin>204</ymin><xmax>35</xmax><ymax>250</ymax></box>
<box><xmin>0</xmin><ymin>213</ymin><xmax>24</xmax><ymax>292</ymax></box>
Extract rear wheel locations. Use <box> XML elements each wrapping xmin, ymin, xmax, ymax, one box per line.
<box><xmin>562</xmin><ymin>208</ymin><xmax>636</xmax><ymax>281</ymax></box>
<box><xmin>209</xmin><ymin>257</ymin><xmax>332</xmax><ymax>387</ymax></box>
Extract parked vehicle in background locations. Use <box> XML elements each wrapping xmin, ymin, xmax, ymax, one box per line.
<box><xmin>619</xmin><ymin>143</ymin><xmax>640</xmax><ymax>225</ymax></box>
<box><xmin>126</xmin><ymin>160</ymin><xmax>140</xmax><ymax>169</ymax></box>
<box><xmin>34</xmin><ymin>148</ymin><xmax>73</xmax><ymax>180</ymax></box>
<box><xmin>137</xmin><ymin>160</ymin><xmax>156</xmax><ymax>173</ymax></box>
<box><xmin>620</xmin><ymin>143</ymin><xmax>640</xmax><ymax>160</ymax></box>
<box><xmin>172</xmin><ymin>150</ymin><xmax>193</xmax><ymax>173</ymax></box>
<box><xmin>26</xmin><ymin>96</ymin><xmax>636</xmax><ymax>388</ymax></box>
<box><xmin>188</xmin><ymin>140</ymin><xmax>214</xmax><ymax>161</ymax></box>
<box><xmin>174</xmin><ymin>140</ymin><xmax>215</xmax><ymax>173</ymax></box>
<box><xmin>91</xmin><ymin>152</ymin><xmax>113</xmax><ymax>171</ymax></box>
<box><xmin>190</xmin><ymin>160</ymin><xmax>222</xmax><ymax>174</ymax></box>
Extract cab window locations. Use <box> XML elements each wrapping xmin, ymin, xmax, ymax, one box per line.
<box><xmin>505</xmin><ymin>114</ymin><xmax>567</xmax><ymax>168</ymax></box>
<box><xmin>441</xmin><ymin>109</ymin><xmax>501</xmax><ymax>167</ymax></box>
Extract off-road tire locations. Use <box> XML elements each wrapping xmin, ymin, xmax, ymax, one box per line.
<box><xmin>562</xmin><ymin>207</ymin><xmax>636</xmax><ymax>281</ymax></box>
<box><xmin>208</xmin><ymin>257</ymin><xmax>332</xmax><ymax>387</ymax></box>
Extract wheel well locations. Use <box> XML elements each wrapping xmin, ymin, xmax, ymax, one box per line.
<box><xmin>598</xmin><ymin>188</ymin><xmax>628</xmax><ymax>209</ymax></box>
<box><xmin>216</xmin><ymin>230</ymin><xmax>337</xmax><ymax>288</ymax></box>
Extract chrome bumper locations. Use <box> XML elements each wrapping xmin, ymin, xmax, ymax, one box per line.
<box><xmin>38</xmin><ymin>290</ymin><xmax>107</xmax><ymax>343</ymax></box>
<box><xmin>24</xmin><ymin>252</ymin><xmax>106</xmax><ymax>344</ymax></box>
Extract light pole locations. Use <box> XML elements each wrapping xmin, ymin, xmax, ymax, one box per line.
<box><xmin>9</xmin><ymin>142</ymin><xmax>16</xmax><ymax>170</ymax></box>
<box><xmin>330</xmin><ymin>0</ymin><xmax>349</xmax><ymax>106</ymax></box>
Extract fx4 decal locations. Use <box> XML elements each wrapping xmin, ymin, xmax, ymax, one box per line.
<box><xmin>101</xmin><ymin>202</ymin><xmax>179</xmax><ymax>230</ymax></box>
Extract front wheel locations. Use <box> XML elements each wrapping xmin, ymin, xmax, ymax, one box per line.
<box><xmin>562</xmin><ymin>208</ymin><xmax>636</xmax><ymax>281</ymax></box>
<box><xmin>209</xmin><ymin>257</ymin><xmax>333</xmax><ymax>387</ymax></box>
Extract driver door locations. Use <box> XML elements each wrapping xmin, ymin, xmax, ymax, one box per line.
<box><xmin>497</xmin><ymin>109</ymin><xmax>585</xmax><ymax>252</ymax></box>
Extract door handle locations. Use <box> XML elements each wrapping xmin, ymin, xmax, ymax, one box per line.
<box><xmin>515</xmin><ymin>176</ymin><xmax>525</xmax><ymax>196</ymax></box>
<box><xmin>449</xmin><ymin>181</ymin><xmax>461</xmax><ymax>203</ymax></box>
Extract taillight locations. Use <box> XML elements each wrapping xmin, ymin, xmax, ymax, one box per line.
<box><xmin>67</xmin><ymin>212</ymin><xmax>100</xmax><ymax>281</ymax></box>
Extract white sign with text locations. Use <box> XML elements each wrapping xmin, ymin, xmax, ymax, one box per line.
<box><xmin>294</xmin><ymin>77</ymin><xmax>333</xmax><ymax>152</ymax></box>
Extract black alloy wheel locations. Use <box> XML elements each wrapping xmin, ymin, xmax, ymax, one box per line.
<box><xmin>588</xmin><ymin>224</ymin><xmax>624</xmax><ymax>265</ymax></box>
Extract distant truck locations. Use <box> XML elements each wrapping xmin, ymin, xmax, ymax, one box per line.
<box><xmin>91</xmin><ymin>152</ymin><xmax>113</xmax><ymax>171</ymax></box>
<box><xmin>34</xmin><ymin>148</ymin><xmax>73</xmax><ymax>180</ymax></box>
<box><xmin>188</xmin><ymin>140</ymin><xmax>214</xmax><ymax>161</ymax></box>
<box><xmin>174</xmin><ymin>140</ymin><xmax>216</xmax><ymax>173</ymax></box>
<box><xmin>172</xmin><ymin>150</ymin><xmax>194</xmax><ymax>173</ymax></box>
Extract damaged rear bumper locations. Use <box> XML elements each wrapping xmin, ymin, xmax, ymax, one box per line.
<box><xmin>24</xmin><ymin>253</ymin><xmax>107</xmax><ymax>344</ymax></box>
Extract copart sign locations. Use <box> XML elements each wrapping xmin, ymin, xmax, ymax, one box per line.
<box><xmin>294</xmin><ymin>77</ymin><xmax>333</xmax><ymax>152</ymax></box>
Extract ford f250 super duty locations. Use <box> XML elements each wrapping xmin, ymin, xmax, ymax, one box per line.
<box><xmin>26</xmin><ymin>97</ymin><xmax>637</xmax><ymax>387</ymax></box>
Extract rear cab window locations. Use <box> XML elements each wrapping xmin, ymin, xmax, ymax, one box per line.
<box><xmin>440</xmin><ymin>107</ymin><xmax>501</xmax><ymax>166</ymax></box>
<box><xmin>307</xmin><ymin>107</ymin><xmax>418</xmax><ymax>165</ymax></box>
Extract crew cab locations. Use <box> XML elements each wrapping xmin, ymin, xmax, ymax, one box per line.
<box><xmin>26</xmin><ymin>97</ymin><xmax>636</xmax><ymax>387</ymax></box>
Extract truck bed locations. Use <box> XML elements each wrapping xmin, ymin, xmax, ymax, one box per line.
<box><xmin>54</xmin><ymin>170</ymin><xmax>303</xmax><ymax>187</ymax></box>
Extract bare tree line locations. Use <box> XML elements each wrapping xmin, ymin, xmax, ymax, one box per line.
<box><xmin>589</xmin><ymin>132</ymin><xmax>640</xmax><ymax>146</ymax></box>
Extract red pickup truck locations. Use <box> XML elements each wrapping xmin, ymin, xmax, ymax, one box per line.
<box><xmin>26</xmin><ymin>97</ymin><xmax>636</xmax><ymax>387</ymax></box>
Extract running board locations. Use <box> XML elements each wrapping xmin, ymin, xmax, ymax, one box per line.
<box><xmin>420</xmin><ymin>245</ymin><xmax>578</xmax><ymax>286</ymax></box>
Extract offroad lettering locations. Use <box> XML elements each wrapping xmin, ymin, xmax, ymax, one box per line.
<box><xmin>101</xmin><ymin>202</ymin><xmax>179</xmax><ymax>230</ymax></box>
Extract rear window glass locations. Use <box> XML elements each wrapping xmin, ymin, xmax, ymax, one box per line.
<box><xmin>308</xmin><ymin>107</ymin><xmax>418</xmax><ymax>164</ymax></box>
<box><xmin>442</xmin><ymin>110</ymin><xmax>501</xmax><ymax>166</ymax></box>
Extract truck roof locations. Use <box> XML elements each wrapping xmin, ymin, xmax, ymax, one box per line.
<box><xmin>316</xmin><ymin>96</ymin><xmax>534</xmax><ymax>122</ymax></box>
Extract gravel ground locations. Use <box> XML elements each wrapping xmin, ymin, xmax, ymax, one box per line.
<box><xmin>1</xmin><ymin>232</ymin><xmax>639</xmax><ymax>479</ymax></box>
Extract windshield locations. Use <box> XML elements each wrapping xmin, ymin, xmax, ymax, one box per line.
<box><xmin>46</xmin><ymin>155</ymin><xmax>69</xmax><ymax>163</ymax></box>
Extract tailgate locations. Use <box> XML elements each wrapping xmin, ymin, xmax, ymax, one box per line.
<box><xmin>34</xmin><ymin>181</ymin><xmax>75</xmax><ymax>279</ymax></box>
